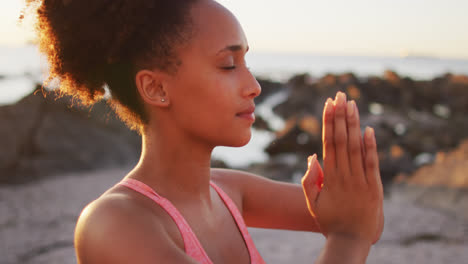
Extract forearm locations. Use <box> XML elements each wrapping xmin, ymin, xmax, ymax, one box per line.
<box><xmin>314</xmin><ymin>235</ymin><xmax>372</xmax><ymax>264</ymax></box>
<box><xmin>244</xmin><ymin>184</ymin><xmax>321</xmax><ymax>232</ymax></box>
<box><xmin>236</xmin><ymin>171</ymin><xmax>321</xmax><ymax>232</ymax></box>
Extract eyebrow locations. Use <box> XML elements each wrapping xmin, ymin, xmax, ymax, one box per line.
<box><xmin>217</xmin><ymin>44</ymin><xmax>249</xmax><ymax>55</ymax></box>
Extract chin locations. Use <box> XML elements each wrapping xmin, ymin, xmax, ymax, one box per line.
<box><xmin>230</xmin><ymin>132</ymin><xmax>252</xmax><ymax>147</ymax></box>
<box><xmin>219</xmin><ymin>131</ymin><xmax>252</xmax><ymax>148</ymax></box>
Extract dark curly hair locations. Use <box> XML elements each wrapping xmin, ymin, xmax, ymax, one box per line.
<box><xmin>22</xmin><ymin>0</ymin><xmax>198</xmax><ymax>134</ymax></box>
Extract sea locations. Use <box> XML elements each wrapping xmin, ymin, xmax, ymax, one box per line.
<box><xmin>1</xmin><ymin>45</ymin><xmax>468</xmax><ymax>168</ymax></box>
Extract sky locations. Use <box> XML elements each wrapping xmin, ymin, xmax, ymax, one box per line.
<box><xmin>1</xmin><ymin>0</ymin><xmax>468</xmax><ymax>59</ymax></box>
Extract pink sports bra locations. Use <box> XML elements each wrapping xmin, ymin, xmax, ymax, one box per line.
<box><xmin>118</xmin><ymin>178</ymin><xmax>266</xmax><ymax>264</ymax></box>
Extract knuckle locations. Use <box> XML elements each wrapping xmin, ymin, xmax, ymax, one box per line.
<box><xmin>347</xmin><ymin>115</ymin><xmax>358</xmax><ymax>126</ymax></box>
<box><xmin>366</xmin><ymin>137</ymin><xmax>376</xmax><ymax>150</ymax></box>
<box><xmin>366</xmin><ymin>154</ymin><xmax>377</xmax><ymax>168</ymax></box>
<box><xmin>370</xmin><ymin>188</ymin><xmax>381</xmax><ymax>201</ymax></box>
<box><xmin>351</xmin><ymin>178</ymin><xmax>365</xmax><ymax>190</ymax></box>
<box><xmin>366</xmin><ymin>159</ymin><xmax>376</xmax><ymax>170</ymax></box>
<box><xmin>323</xmin><ymin>139</ymin><xmax>335</xmax><ymax>149</ymax></box>
<box><xmin>324</xmin><ymin>111</ymin><xmax>334</xmax><ymax>121</ymax></box>
<box><xmin>348</xmin><ymin>140</ymin><xmax>361</xmax><ymax>154</ymax></box>
<box><xmin>335</xmin><ymin>132</ymin><xmax>347</xmax><ymax>145</ymax></box>
<box><xmin>335</xmin><ymin>108</ymin><xmax>346</xmax><ymax>119</ymax></box>
<box><xmin>324</xmin><ymin>131</ymin><xmax>332</xmax><ymax>139</ymax></box>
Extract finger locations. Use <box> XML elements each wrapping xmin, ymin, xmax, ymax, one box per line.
<box><xmin>333</xmin><ymin>92</ymin><xmax>350</xmax><ymax>183</ymax></box>
<box><xmin>346</xmin><ymin>101</ymin><xmax>366</xmax><ymax>186</ymax></box>
<box><xmin>364</xmin><ymin>127</ymin><xmax>381</xmax><ymax>191</ymax></box>
<box><xmin>355</xmin><ymin>104</ymin><xmax>367</xmax><ymax>171</ymax></box>
<box><xmin>303</xmin><ymin>154</ymin><xmax>319</xmax><ymax>189</ymax></box>
<box><xmin>301</xmin><ymin>155</ymin><xmax>322</xmax><ymax>215</ymax></box>
<box><xmin>322</xmin><ymin>98</ymin><xmax>336</xmax><ymax>185</ymax></box>
<box><xmin>361</xmin><ymin>130</ymin><xmax>366</xmax><ymax>173</ymax></box>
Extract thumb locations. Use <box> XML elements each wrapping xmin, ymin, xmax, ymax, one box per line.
<box><xmin>302</xmin><ymin>155</ymin><xmax>323</xmax><ymax>204</ymax></box>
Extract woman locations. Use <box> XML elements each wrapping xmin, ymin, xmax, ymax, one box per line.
<box><xmin>26</xmin><ymin>0</ymin><xmax>384</xmax><ymax>263</ymax></box>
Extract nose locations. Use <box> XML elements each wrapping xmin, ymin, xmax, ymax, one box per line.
<box><xmin>242</xmin><ymin>69</ymin><xmax>262</xmax><ymax>99</ymax></box>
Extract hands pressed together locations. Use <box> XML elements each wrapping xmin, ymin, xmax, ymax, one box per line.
<box><xmin>302</xmin><ymin>92</ymin><xmax>384</xmax><ymax>250</ymax></box>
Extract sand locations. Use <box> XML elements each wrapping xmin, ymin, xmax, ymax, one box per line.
<box><xmin>1</xmin><ymin>167</ymin><xmax>466</xmax><ymax>264</ymax></box>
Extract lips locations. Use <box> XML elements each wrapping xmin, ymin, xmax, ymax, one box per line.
<box><xmin>236</xmin><ymin>105</ymin><xmax>256</xmax><ymax>116</ymax></box>
<box><xmin>236</xmin><ymin>105</ymin><xmax>256</xmax><ymax>122</ymax></box>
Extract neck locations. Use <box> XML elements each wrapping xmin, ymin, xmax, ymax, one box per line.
<box><xmin>127</xmin><ymin>125</ymin><xmax>215</xmax><ymax>207</ymax></box>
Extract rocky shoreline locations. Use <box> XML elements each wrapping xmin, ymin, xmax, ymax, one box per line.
<box><xmin>2</xmin><ymin>72</ymin><xmax>468</xmax><ymax>187</ymax></box>
<box><xmin>248</xmin><ymin>72</ymin><xmax>468</xmax><ymax>187</ymax></box>
<box><xmin>1</xmin><ymin>71</ymin><xmax>468</xmax><ymax>263</ymax></box>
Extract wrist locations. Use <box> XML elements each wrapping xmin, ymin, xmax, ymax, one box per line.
<box><xmin>323</xmin><ymin>234</ymin><xmax>372</xmax><ymax>263</ymax></box>
<box><xmin>328</xmin><ymin>233</ymin><xmax>372</xmax><ymax>247</ymax></box>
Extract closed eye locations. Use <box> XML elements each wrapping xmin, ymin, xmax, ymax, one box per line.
<box><xmin>221</xmin><ymin>65</ymin><xmax>236</xmax><ymax>70</ymax></box>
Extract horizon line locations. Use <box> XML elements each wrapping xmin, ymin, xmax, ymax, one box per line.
<box><xmin>1</xmin><ymin>43</ymin><xmax>468</xmax><ymax>61</ymax></box>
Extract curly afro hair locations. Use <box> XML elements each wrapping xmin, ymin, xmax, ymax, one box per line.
<box><xmin>22</xmin><ymin>0</ymin><xmax>198</xmax><ymax>134</ymax></box>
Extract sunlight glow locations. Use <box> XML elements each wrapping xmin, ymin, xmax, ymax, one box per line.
<box><xmin>2</xmin><ymin>0</ymin><xmax>468</xmax><ymax>59</ymax></box>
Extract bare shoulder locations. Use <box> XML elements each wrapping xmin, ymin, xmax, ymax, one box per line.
<box><xmin>210</xmin><ymin>167</ymin><xmax>253</xmax><ymax>194</ymax></box>
<box><xmin>211</xmin><ymin>167</ymin><xmax>267</xmax><ymax>186</ymax></box>
<box><xmin>210</xmin><ymin>168</ymin><xmax>273</xmax><ymax>209</ymax></box>
<box><xmin>74</xmin><ymin>190</ymin><xmax>197</xmax><ymax>264</ymax></box>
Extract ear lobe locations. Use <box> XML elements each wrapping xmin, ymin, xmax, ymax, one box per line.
<box><xmin>135</xmin><ymin>70</ymin><xmax>169</xmax><ymax>106</ymax></box>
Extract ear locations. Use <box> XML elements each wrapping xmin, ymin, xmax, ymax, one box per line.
<box><xmin>135</xmin><ymin>69</ymin><xmax>170</xmax><ymax>107</ymax></box>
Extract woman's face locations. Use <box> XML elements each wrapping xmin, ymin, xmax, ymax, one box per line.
<box><xmin>165</xmin><ymin>0</ymin><xmax>261</xmax><ymax>148</ymax></box>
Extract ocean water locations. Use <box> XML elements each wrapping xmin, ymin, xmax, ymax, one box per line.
<box><xmin>2</xmin><ymin>45</ymin><xmax>468</xmax><ymax>105</ymax></box>
<box><xmin>246</xmin><ymin>52</ymin><xmax>468</xmax><ymax>82</ymax></box>
<box><xmin>2</xmin><ymin>45</ymin><xmax>468</xmax><ymax>167</ymax></box>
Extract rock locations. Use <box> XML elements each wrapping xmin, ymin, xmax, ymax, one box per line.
<box><xmin>272</xmin><ymin>74</ymin><xmax>321</xmax><ymax>119</ymax></box>
<box><xmin>254</xmin><ymin>78</ymin><xmax>284</xmax><ymax>105</ymax></box>
<box><xmin>273</xmin><ymin>73</ymin><xmax>362</xmax><ymax>120</ymax></box>
<box><xmin>252</xmin><ymin>115</ymin><xmax>273</xmax><ymax>132</ymax></box>
<box><xmin>0</xmin><ymin>85</ymin><xmax>141</xmax><ymax>185</ymax></box>
<box><xmin>210</xmin><ymin>159</ymin><xmax>229</xmax><ymax>169</ymax></box>
<box><xmin>392</xmin><ymin>139</ymin><xmax>468</xmax><ymax>220</ymax></box>
<box><xmin>262</xmin><ymin>71</ymin><xmax>468</xmax><ymax>186</ymax></box>
<box><xmin>396</xmin><ymin>139</ymin><xmax>468</xmax><ymax>188</ymax></box>
<box><xmin>440</xmin><ymin>74</ymin><xmax>468</xmax><ymax>114</ymax></box>
<box><xmin>265</xmin><ymin>115</ymin><xmax>322</xmax><ymax>159</ymax></box>
<box><xmin>360</xmin><ymin>74</ymin><xmax>415</xmax><ymax>110</ymax></box>
<box><xmin>244</xmin><ymin>154</ymin><xmax>307</xmax><ymax>182</ymax></box>
<box><xmin>377</xmin><ymin>144</ymin><xmax>414</xmax><ymax>186</ymax></box>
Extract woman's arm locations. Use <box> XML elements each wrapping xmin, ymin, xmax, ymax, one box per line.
<box><xmin>212</xmin><ymin>168</ymin><xmax>321</xmax><ymax>232</ymax></box>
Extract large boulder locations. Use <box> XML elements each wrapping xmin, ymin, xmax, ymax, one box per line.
<box><xmin>392</xmin><ymin>139</ymin><xmax>468</xmax><ymax>220</ymax></box>
<box><xmin>396</xmin><ymin>139</ymin><xmax>468</xmax><ymax>188</ymax></box>
<box><xmin>0</xmin><ymin>85</ymin><xmax>141</xmax><ymax>184</ymax></box>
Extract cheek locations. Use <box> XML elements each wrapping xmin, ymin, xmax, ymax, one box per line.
<box><xmin>171</xmin><ymin>76</ymin><xmax>232</xmax><ymax>126</ymax></box>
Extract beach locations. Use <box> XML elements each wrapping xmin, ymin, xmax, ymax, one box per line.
<box><xmin>2</xmin><ymin>45</ymin><xmax>468</xmax><ymax>263</ymax></box>
<box><xmin>1</xmin><ymin>166</ymin><xmax>466</xmax><ymax>264</ymax></box>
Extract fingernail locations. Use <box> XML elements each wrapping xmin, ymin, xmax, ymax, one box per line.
<box><xmin>338</xmin><ymin>92</ymin><xmax>347</xmax><ymax>106</ymax></box>
<box><xmin>365</xmin><ymin>127</ymin><xmax>371</xmax><ymax>139</ymax></box>
<box><xmin>353</xmin><ymin>100</ymin><xmax>359</xmax><ymax>116</ymax></box>
<box><xmin>308</xmin><ymin>154</ymin><xmax>317</xmax><ymax>168</ymax></box>
<box><xmin>347</xmin><ymin>101</ymin><xmax>354</xmax><ymax>117</ymax></box>
<box><xmin>325</xmin><ymin>99</ymin><xmax>333</xmax><ymax>114</ymax></box>
<box><xmin>333</xmin><ymin>94</ymin><xmax>339</xmax><ymax>106</ymax></box>
<box><xmin>370</xmin><ymin>127</ymin><xmax>376</xmax><ymax>144</ymax></box>
<box><xmin>365</xmin><ymin>127</ymin><xmax>375</xmax><ymax>141</ymax></box>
